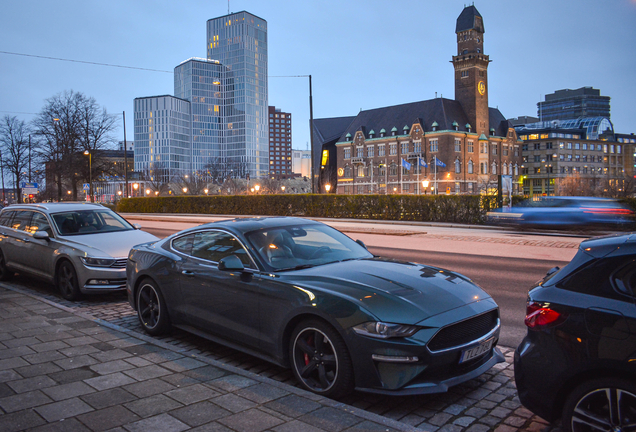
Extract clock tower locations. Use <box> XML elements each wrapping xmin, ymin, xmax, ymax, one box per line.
<box><xmin>452</xmin><ymin>5</ymin><xmax>490</xmax><ymax>136</ymax></box>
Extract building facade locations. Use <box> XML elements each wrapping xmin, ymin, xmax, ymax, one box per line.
<box><xmin>207</xmin><ymin>11</ymin><xmax>269</xmax><ymax>178</ymax></box>
<box><xmin>268</xmin><ymin>106</ymin><xmax>292</xmax><ymax>178</ymax></box>
<box><xmin>538</xmin><ymin>87</ymin><xmax>611</xmax><ymax>122</ymax></box>
<box><xmin>134</xmin><ymin>11</ymin><xmax>268</xmax><ymax>184</ymax></box>
<box><xmin>332</xmin><ymin>6</ymin><xmax>521</xmax><ymax>195</ymax></box>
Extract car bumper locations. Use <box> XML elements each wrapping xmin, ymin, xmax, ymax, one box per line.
<box><xmin>346</xmin><ymin>310</ymin><xmax>504</xmax><ymax>395</ymax></box>
<box><xmin>75</xmin><ymin>261</ymin><xmax>128</xmax><ymax>294</ymax></box>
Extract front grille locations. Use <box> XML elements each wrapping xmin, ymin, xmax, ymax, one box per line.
<box><xmin>427</xmin><ymin>309</ymin><xmax>499</xmax><ymax>352</ymax></box>
<box><xmin>111</xmin><ymin>259</ymin><xmax>127</xmax><ymax>268</ymax></box>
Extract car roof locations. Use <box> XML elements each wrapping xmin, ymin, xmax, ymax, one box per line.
<box><xmin>579</xmin><ymin>232</ymin><xmax>636</xmax><ymax>258</ymax></box>
<box><xmin>179</xmin><ymin>216</ymin><xmax>321</xmax><ymax>236</ymax></box>
<box><xmin>1</xmin><ymin>202</ymin><xmax>107</xmax><ymax>213</ymax></box>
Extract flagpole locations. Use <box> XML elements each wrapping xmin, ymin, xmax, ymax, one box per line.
<box><xmin>434</xmin><ymin>156</ymin><xmax>437</xmax><ymax>195</ymax></box>
<box><xmin>400</xmin><ymin>160</ymin><xmax>403</xmax><ymax>194</ymax></box>
<box><xmin>417</xmin><ymin>157</ymin><xmax>420</xmax><ymax>194</ymax></box>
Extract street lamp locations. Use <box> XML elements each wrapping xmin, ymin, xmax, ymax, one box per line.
<box><xmin>254</xmin><ymin>184</ymin><xmax>260</xmax><ymax>193</ymax></box>
<box><xmin>281</xmin><ymin>185</ymin><xmax>286</xmax><ymax>193</ymax></box>
<box><xmin>204</xmin><ymin>188</ymin><xmax>209</xmax><ymax>195</ymax></box>
<box><xmin>325</xmin><ymin>184</ymin><xmax>331</xmax><ymax>193</ymax></box>
<box><xmin>422</xmin><ymin>180</ymin><xmax>429</xmax><ymax>195</ymax></box>
<box><xmin>83</xmin><ymin>150</ymin><xmax>92</xmax><ymax>202</ymax></box>
<box><xmin>132</xmin><ymin>183</ymin><xmax>139</xmax><ymax>198</ymax></box>
<box><xmin>145</xmin><ymin>189</ymin><xmax>151</xmax><ymax>196</ymax></box>
<box><xmin>154</xmin><ymin>191</ymin><xmax>159</xmax><ymax>196</ymax></box>
<box><xmin>182</xmin><ymin>187</ymin><xmax>188</xmax><ymax>194</ymax></box>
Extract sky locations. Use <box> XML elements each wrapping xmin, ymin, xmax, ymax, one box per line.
<box><xmin>2</xmin><ymin>0</ymin><xmax>636</xmax><ymax>152</ymax></box>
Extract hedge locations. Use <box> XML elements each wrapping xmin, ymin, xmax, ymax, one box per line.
<box><xmin>117</xmin><ymin>194</ymin><xmax>509</xmax><ymax>224</ymax></box>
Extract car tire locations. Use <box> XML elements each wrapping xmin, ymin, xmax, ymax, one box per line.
<box><xmin>57</xmin><ymin>260</ymin><xmax>81</xmax><ymax>301</ymax></box>
<box><xmin>136</xmin><ymin>279</ymin><xmax>171</xmax><ymax>336</ymax></box>
<box><xmin>561</xmin><ymin>377</ymin><xmax>636</xmax><ymax>432</ymax></box>
<box><xmin>289</xmin><ymin>319</ymin><xmax>354</xmax><ymax>398</ymax></box>
<box><xmin>0</xmin><ymin>249</ymin><xmax>14</xmax><ymax>281</ymax></box>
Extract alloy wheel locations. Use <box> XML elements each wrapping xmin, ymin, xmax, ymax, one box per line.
<box><xmin>292</xmin><ymin>327</ymin><xmax>339</xmax><ymax>393</ymax></box>
<box><xmin>138</xmin><ymin>284</ymin><xmax>161</xmax><ymax>330</ymax></box>
<box><xmin>571</xmin><ymin>387</ymin><xmax>636</xmax><ymax>431</ymax></box>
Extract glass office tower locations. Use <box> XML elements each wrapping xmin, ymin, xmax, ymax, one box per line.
<box><xmin>207</xmin><ymin>11</ymin><xmax>268</xmax><ymax>178</ymax></box>
<box><xmin>174</xmin><ymin>58</ymin><xmax>226</xmax><ymax>172</ymax></box>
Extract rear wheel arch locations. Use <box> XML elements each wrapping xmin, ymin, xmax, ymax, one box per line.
<box><xmin>281</xmin><ymin>312</ymin><xmax>348</xmax><ymax>367</ymax></box>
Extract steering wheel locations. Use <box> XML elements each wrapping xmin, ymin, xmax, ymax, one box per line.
<box><xmin>308</xmin><ymin>246</ymin><xmax>331</xmax><ymax>260</ymax></box>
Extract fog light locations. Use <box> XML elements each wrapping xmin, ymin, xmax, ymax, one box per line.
<box><xmin>88</xmin><ymin>279</ymin><xmax>110</xmax><ymax>285</ymax></box>
<box><xmin>372</xmin><ymin>354</ymin><xmax>419</xmax><ymax>363</ymax></box>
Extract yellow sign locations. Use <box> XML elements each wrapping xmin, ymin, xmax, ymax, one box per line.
<box><xmin>321</xmin><ymin>150</ymin><xmax>329</xmax><ymax>166</ymax></box>
<box><xmin>478</xmin><ymin>81</ymin><xmax>486</xmax><ymax>95</ymax></box>
<box><xmin>338</xmin><ymin>168</ymin><xmax>344</xmax><ymax>176</ymax></box>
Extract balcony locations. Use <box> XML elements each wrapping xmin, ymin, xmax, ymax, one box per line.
<box><xmin>351</xmin><ymin>157</ymin><xmax>365</xmax><ymax>164</ymax></box>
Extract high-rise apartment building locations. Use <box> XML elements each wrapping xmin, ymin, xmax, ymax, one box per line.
<box><xmin>538</xmin><ymin>87</ymin><xmax>610</xmax><ymax>122</ymax></box>
<box><xmin>134</xmin><ymin>11</ymin><xmax>268</xmax><ymax>183</ymax></box>
<box><xmin>207</xmin><ymin>11</ymin><xmax>269</xmax><ymax>178</ymax></box>
<box><xmin>268</xmin><ymin>106</ymin><xmax>292</xmax><ymax>178</ymax></box>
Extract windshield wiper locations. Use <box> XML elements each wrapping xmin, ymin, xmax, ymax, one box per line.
<box><xmin>277</xmin><ymin>264</ymin><xmax>317</xmax><ymax>272</ymax></box>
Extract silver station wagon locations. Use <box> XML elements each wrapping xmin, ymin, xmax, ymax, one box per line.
<box><xmin>0</xmin><ymin>202</ymin><xmax>158</xmax><ymax>300</ymax></box>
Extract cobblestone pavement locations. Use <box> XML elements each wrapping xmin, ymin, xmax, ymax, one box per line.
<box><xmin>0</xmin><ymin>275</ymin><xmax>564</xmax><ymax>432</ymax></box>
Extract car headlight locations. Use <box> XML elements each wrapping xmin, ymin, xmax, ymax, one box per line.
<box><xmin>352</xmin><ymin>322</ymin><xmax>420</xmax><ymax>339</ymax></box>
<box><xmin>80</xmin><ymin>257</ymin><xmax>116</xmax><ymax>267</ymax></box>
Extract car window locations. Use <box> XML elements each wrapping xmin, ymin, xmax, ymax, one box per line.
<box><xmin>611</xmin><ymin>258</ymin><xmax>636</xmax><ymax>299</ymax></box>
<box><xmin>557</xmin><ymin>256</ymin><xmax>636</xmax><ymax>301</ymax></box>
<box><xmin>52</xmin><ymin>210</ymin><xmax>133</xmax><ymax>235</ymax></box>
<box><xmin>0</xmin><ymin>211</ymin><xmax>15</xmax><ymax>227</ymax></box>
<box><xmin>172</xmin><ymin>234</ymin><xmax>194</xmax><ymax>255</ymax></box>
<box><xmin>191</xmin><ymin>231</ymin><xmax>253</xmax><ymax>268</ymax></box>
<box><xmin>28</xmin><ymin>212</ymin><xmax>53</xmax><ymax>236</ymax></box>
<box><xmin>10</xmin><ymin>211</ymin><xmax>33</xmax><ymax>232</ymax></box>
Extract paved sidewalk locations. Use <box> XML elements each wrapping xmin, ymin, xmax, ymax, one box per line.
<box><xmin>0</xmin><ymin>285</ymin><xmax>561</xmax><ymax>432</ymax></box>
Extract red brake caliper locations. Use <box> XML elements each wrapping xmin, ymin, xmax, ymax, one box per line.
<box><xmin>304</xmin><ymin>334</ymin><xmax>314</xmax><ymax>365</ymax></box>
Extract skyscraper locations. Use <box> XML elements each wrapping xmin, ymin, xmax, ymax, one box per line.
<box><xmin>207</xmin><ymin>11</ymin><xmax>269</xmax><ymax>178</ymax></box>
<box><xmin>134</xmin><ymin>11</ymin><xmax>268</xmax><ymax>183</ymax></box>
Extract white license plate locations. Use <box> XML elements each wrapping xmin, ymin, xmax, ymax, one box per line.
<box><xmin>459</xmin><ymin>338</ymin><xmax>494</xmax><ymax>363</ymax></box>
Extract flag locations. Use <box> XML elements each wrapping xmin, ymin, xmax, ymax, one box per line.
<box><xmin>418</xmin><ymin>157</ymin><xmax>428</xmax><ymax>168</ymax></box>
<box><xmin>401</xmin><ymin>158</ymin><xmax>412</xmax><ymax>170</ymax></box>
<box><xmin>435</xmin><ymin>158</ymin><xmax>446</xmax><ymax>167</ymax></box>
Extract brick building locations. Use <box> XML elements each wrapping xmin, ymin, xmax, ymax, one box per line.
<box><xmin>328</xmin><ymin>6</ymin><xmax>521</xmax><ymax>195</ymax></box>
<box><xmin>268</xmin><ymin>106</ymin><xmax>292</xmax><ymax>179</ymax></box>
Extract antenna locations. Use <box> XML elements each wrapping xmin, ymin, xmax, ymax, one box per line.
<box><xmin>228</xmin><ymin>0</ymin><xmax>230</xmax><ymax>14</ymax></box>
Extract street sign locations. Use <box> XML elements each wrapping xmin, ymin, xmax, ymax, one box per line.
<box><xmin>83</xmin><ymin>183</ymin><xmax>90</xmax><ymax>191</ymax></box>
<box><xmin>20</xmin><ymin>182</ymin><xmax>38</xmax><ymax>188</ymax></box>
<box><xmin>22</xmin><ymin>188</ymin><xmax>38</xmax><ymax>195</ymax></box>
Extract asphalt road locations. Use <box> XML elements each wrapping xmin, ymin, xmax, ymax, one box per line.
<box><xmin>139</xmin><ymin>224</ymin><xmax>572</xmax><ymax>349</ymax></box>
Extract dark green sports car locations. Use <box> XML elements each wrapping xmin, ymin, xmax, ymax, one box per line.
<box><xmin>127</xmin><ymin>217</ymin><xmax>504</xmax><ymax>397</ymax></box>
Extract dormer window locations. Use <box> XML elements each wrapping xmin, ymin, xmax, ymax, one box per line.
<box><xmin>391</xmin><ymin>127</ymin><xmax>398</xmax><ymax>137</ymax></box>
<box><xmin>380</xmin><ymin>128</ymin><xmax>386</xmax><ymax>137</ymax></box>
<box><xmin>466</xmin><ymin>123</ymin><xmax>472</xmax><ymax>133</ymax></box>
<box><xmin>452</xmin><ymin>121</ymin><xmax>459</xmax><ymax>131</ymax></box>
<box><xmin>369</xmin><ymin>129</ymin><xmax>375</xmax><ymax>139</ymax></box>
<box><xmin>345</xmin><ymin>133</ymin><xmax>352</xmax><ymax>142</ymax></box>
<box><xmin>403</xmin><ymin>125</ymin><xmax>410</xmax><ymax>134</ymax></box>
<box><xmin>431</xmin><ymin>121</ymin><xmax>438</xmax><ymax>132</ymax></box>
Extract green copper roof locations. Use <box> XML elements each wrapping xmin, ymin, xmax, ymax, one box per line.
<box><xmin>478</xmin><ymin>133</ymin><xmax>488</xmax><ymax>140</ymax></box>
<box><xmin>465</xmin><ymin>123</ymin><xmax>471</xmax><ymax>128</ymax></box>
<box><xmin>403</xmin><ymin>125</ymin><xmax>409</xmax><ymax>130</ymax></box>
<box><xmin>346</xmin><ymin>133</ymin><xmax>351</xmax><ymax>137</ymax></box>
<box><xmin>452</xmin><ymin>121</ymin><xmax>459</xmax><ymax>126</ymax></box>
<box><xmin>380</xmin><ymin>128</ymin><xmax>386</xmax><ymax>133</ymax></box>
<box><xmin>369</xmin><ymin>129</ymin><xmax>375</xmax><ymax>135</ymax></box>
<box><xmin>431</xmin><ymin>121</ymin><xmax>439</xmax><ymax>127</ymax></box>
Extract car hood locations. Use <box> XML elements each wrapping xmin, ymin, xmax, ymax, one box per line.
<box><xmin>283</xmin><ymin>258</ymin><xmax>492</xmax><ymax>324</ymax></box>
<box><xmin>59</xmin><ymin>230</ymin><xmax>159</xmax><ymax>258</ymax></box>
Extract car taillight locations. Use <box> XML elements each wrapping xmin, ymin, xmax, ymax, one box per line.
<box><xmin>524</xmin><ymin>302</ymin><xmax>567</xmax><ymax>329</ymax></box>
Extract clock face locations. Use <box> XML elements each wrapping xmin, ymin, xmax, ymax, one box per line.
<box><xmin>478</xmin><ymin>81</ymin><xmax>486</xmax><ymax>95</ymax></box>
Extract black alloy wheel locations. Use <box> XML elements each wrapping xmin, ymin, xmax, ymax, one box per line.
<box><xmin>562</xmin><ymin>377</ymin><xmax>636</xmax><ymax>432</ymax></box>
<box><xmin>290</xmin><ymin>320</ymin><xmax>353</xmax><ymax>398</ymax></box>
<box><xmin>57</xmin><ymin>261</ymin><xmax>80</xmax><ymax>301</ymax></box>
<box><xmin>0</xmin><ymin>249</ymin><xmax>14</xmax><ymax>281</ymax></box>
<box><xmin>136</xmin><ymin>279</ymin><xmax>171</xmax><ymax>336</ymax></box>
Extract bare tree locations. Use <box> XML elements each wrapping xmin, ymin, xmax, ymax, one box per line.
<box><xmin>0</xmin><ymin>116</ymin><xmax>31</xmax><ymax>203</ymax></box>
<box><xmin>141</xmin><ymin>162</ymin><xmax>171</xmax><ymax>195</ymax></box>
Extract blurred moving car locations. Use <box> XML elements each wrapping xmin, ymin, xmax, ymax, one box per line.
<box><xmin>128</xmin><ymin>216</ymin><xmax>504</xmax><ymax>398</ymax></box>
<box><xmin>515</xmin><ymin>233</ymin><xmax>636</xmax><ymax>431</ymax></box>
<box><xmin>487</xmin><ymin>196</ymin><xmax>634</xmax><ymax>229</ymax></box>
<box><xmin>0</xmin><ymin>202</ymin><xmax>158</xmax><ymax>300</ymax></box>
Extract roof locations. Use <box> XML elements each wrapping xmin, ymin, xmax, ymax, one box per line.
<box><xmin>181</xmin><ymin>217</ymin><xmax>321</xmax><ymax>236</ymax></box>
<box><xmin>456</xmin><ymin>6</ymin><xmax>484</xmax><ymax>33</ymax></box>
<box><xmin>313</xmin><ymin>116</ymin><xmax>356</xmax><ymax>145</ymax></box>
<box><xmin>2</xmin><ymin>202</ymin><xmax>107</xmax><ymax>213</ymax></box>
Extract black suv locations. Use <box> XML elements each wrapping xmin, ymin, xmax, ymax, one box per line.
<box><xmin>515</xmin><ymin>233</ymin><xmax>636</xmax><ymax>432</ymax></box>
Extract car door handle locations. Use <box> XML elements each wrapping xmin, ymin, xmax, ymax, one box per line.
<box><xmin>21</xmin><ymin>238</ymin><xmax>31</xmax><ymax>243</ymax></box>
<box><xmin>181</xmin><ymin>270</ymin><xmax>195</xmax><ymax>276</ymax></box>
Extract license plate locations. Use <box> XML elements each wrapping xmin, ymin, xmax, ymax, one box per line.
<box><xmin>459</xmin><ymin>338</ymin><xmax>494</xmax><ymax>363</ymax></box>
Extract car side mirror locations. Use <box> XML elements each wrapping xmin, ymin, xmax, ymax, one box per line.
<box><xmin>133</xmin><ymin>223</ymin><xmax>142</xmax><ymax>230</ymax></box>
<box><xmin>33</xmin><ymin>231</ymin><xmax>50</xmax><ymax>241</ymax></box>
<box><xmin>356</xmin><ymin>239</ymin><xmax>367</xmax><ymax>250</ymax></box>
<box><xmin>218</xmin><ymin>255</ymin><xmax>244</xmax><ymax>271</ymax></box>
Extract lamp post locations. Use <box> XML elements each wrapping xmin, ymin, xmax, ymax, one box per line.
<box><xmin>145</xmin><ymin>189</ymin><xmax>151</xmax><ymax>196</ymax></box>
<box><xmin>182</xmin><ymin>187</ymin><xmax>188</xmax><ymax>194</ymax></box>
<box><xmin>155</xmin><ymin>191</ymin><xmax>159</xmax><ymax>196</ymax></box>
<box><xmin>132</xmin><ymin>183</ymin><xmax>138</xmax><ymax>198</ymax></box>
<box><xmin>281</xmin><ymin>185</ymin><xmax>286</xmax><ymax>193</ymax></box>
<box><xmin>254</xmin><ymin>184</ymin><xmax>260</xmax><ymax>193</ymax></box>
<box><xmin>83</xmin><ymin>150</ymin><xmax>92</xmax><ymax>202</ymax></box>
<box><xmin>325</xmin><ymin>184</ymin><xmax>331</xmax><ymax>193</ymax></box>
<box><xmin>204</xmin><ymin>188</ymin><xmax>209</xmax><ymax>195</ymax></box>
<box><xmin>117</xmin><ymin>190</ymin><xmax>122</xmax><ymax>203</ymax></box>
<box><xmin>422</xmin><ymin>180</ymin><xmax>429</xmax><ymax>195</ymax></box>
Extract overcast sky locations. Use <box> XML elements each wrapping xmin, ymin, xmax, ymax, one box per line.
<box><xmin>2</xmin><ymin>0</ymin><xmax>635</xmax><ymax>151</ymax></box>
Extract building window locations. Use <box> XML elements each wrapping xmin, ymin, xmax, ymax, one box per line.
<box><xmin>514</xmin><ymin>164</ymin><xmax>519</xmax><ymax>175</ymax></box>
<box><xmin>546</xmin><ymin>142</ymin><xmax>553</xmax><ymax>149</ymax></box>
<box><xmin>455</xmin><ymin>182</ymin><xmax>460</xmax><ymax>194</ymax></box>
<box><xmin>414</xmin><ymin>141</ymin><xmax>421</xmax><ymax>153</ymax></box>
<box><xmin>503</xmin><ymin>146</ymin><xmax>509</xmax><ymax>156</ymax></box>
<box><xmin>389</xmin><ymin>164</ymin><xmax>397</xmax><ymax>176</ymax></box>
<box><xmin>379</xmin><ymin>165</ymin><xmax>386</xmax><ymax>176</ymax></box>
<box><xmin>468</xmin><ymin>160</ymin><xmax>474</xmax><ymax>174</ymax></box>
<box><xmin>430</xmin><ymin>139</ymin><xmax>439</xmax><ymax>152</ymax></box>
<box><xmin>481</xmin><ymin>162</ymin><xmax>487</xmax><ymax>174</ymax></box>
<box><xmin>367</xmin><ymin>146</ymin><xmax>374</xmax><ymax>158</ymax></box>
<box><xmin>344</xmin><ymin>166</ymin><xmax>351</xmax><ymax>177</ymax></box>
<box><xmin>491</xmin><ymin>162</ymin><xmax>497</xmax><ymax>175</ymax></box>
<box><xmin>567</xmin><ymin>143</ymin><xmax>572</xmax><ymax>150</ymax></box>
<box><xmin>344</xmin><ymin>148</ymin><xmax>351</xmax><ymax>159</ymax></box>
<box><xmin>468</xmin><ymin>141</ymin><xmax>474</xmax><ymax>153</ymax></box>
<box><xmin>481</xmin><ymin>142</ymin><xmax>487</xmax><ymax>153</ymax></box>
<box><xmin>389</xmin><ymin>144</ymin><xmax>397</xmax><ymax>155</ymax></box>
<box><xmin>534</xmin><ymin>143</ymin><xmax>541</xmax><ymax>150</ymax></box>
<box><xmin>378</xmin><ymin>145</ymin><xmax>385</xmax><ymax>157</ymax></box>
<box><xmin>357</xmin><ymin>166</ymin><xmax>364</xmax><ymax>177</ymax></box>
<box><xmin>492</xmin><ymin>144</ymin><xmax>497</xmax><ymax>155</ymax></box>
<box><xmin>403</xmin><ymin>183</ymin><xmax>410</xmax><ymax>192</ymax></box>
<box><xmin>401</xmin><ymin>142</ymin><xmax>409</xmax><ymax>154</ymax></box>
<box><xmin>455</xmin><ymin>139</ymin><xmax>461</xmax><ymax>152</ymax></box>
<box><xmin>455</xmin><ymin>159</ymin><xmax>461</xmax><ymax>173</ymax></box>
<box><xmin>356</xmin><ymin>147</ymin><xmax>364</xmax><ymax>158</ymax></box>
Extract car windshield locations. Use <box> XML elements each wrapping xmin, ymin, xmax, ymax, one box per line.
<box><xmin>245</xmin><ymin>223</ymin><xmax>373</xmax><ymax>271</ymax></box>
<box><xmin>51</xmin><ymin>209</ymin><xmax>134</xmax><ymax>236</ymax></box>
